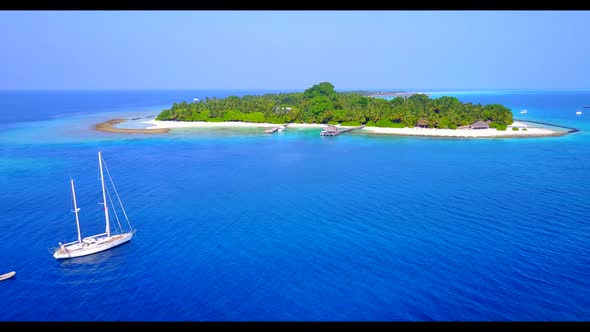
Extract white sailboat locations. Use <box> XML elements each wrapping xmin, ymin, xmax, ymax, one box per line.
<box><xmin>53</xmin><ymin>152</ymin><xmax>135</xmax><ymax>260</ymax></box>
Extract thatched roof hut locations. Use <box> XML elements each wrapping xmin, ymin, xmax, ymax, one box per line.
<box><xmin>417</xmin><ymin>119</ymin><xmax>429</xmax><ymax>128</ymax></box>
<box><xmin>471</xmin><ymin>120</ymin><xmax>489</xmax><ymax>129</ymax></box>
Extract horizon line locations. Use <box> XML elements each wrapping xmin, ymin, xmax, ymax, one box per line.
<box><xmin>1</xmin><ymin>88</ymin><xmax>590</xmax><ymax>92</ymax></box>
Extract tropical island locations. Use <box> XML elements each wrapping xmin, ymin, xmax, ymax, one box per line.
<box><xmin>97</xmin><ymin>82</ymin><xmax>573</xmax><ymax>138</ymax></box>
<box><xmin>156</xmin><ymin>82</ymin><xmax>515</xmax><ymax>129</ymax></box>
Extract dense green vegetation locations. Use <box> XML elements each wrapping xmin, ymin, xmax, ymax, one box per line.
<box><xmin>156</xmin><ymin>82</ymin><xmax>513</xmax><ymax>128</ymax></box>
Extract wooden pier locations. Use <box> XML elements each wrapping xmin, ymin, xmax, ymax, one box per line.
<box><xmin>264</xmin><ymin>127</ymin><xmax>280</xmax><ymax>134</ymax></box>
<box><xmin>320</xmin><ymin>124</ymin><xmax>366</xmax><ymax>136</ymax></box>
<box><xmin>264</xmin><ymin>124</ymin><xmax>288</xmax><ymax>134</ymax></box>
<box><xmin>513</xmin><ymin>118</ymin><xmax>579</xmax><ymax>134</ymax></box>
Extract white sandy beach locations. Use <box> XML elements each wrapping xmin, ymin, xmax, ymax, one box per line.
<box><xmin>140</xmin><ymin>119</ymin><xmax>563</xmax><ymax>138</ymax></box>
<box><xmin>361</xmin><ymin>121</ymin><xmax>559</xmax><ymax>137</ymax></box>
<box><xmin>141</xmin><ymin>119</ymin><xmax>327</xmax><ymax>129</ymax></box>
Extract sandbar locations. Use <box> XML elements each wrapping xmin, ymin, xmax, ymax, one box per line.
<box><xmin>95</xmin><ymin>119</ymin><xmax>170</xmax><ymax>134</ymax></box>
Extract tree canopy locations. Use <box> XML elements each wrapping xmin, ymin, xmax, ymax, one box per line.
<box><xmin>156</xmin><ymin>82</ymin><xmax>513</xmax><ymax>128</ymax></box>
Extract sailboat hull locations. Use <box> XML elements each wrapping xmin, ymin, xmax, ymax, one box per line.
<box><xmin>53</xmin><ymin>232</ymin><xmax>134</xmax><ymax>259</ymax></box>
<box><xmin>0</xmin><ymin>271</ymin><xmax>16</xmax><ymax>281</ymax></box>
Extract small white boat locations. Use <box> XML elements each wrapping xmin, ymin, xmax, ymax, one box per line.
<box><xmin>520</xmin><ymin>110</ymin><xmax>528</xmax><ymax>114</ymax></box>
<box><xmin>193</xmin><ymin>98</ymin><xmax>199</xmax><ymax>101</ymax></box>
<box><xmin>0</xmin><ymin>271</ymin><xmax>16</xmax><ymax>281</ymax></box>
<box><xmin>576</xmin><ymin>110</ymin><xmax>582</xmax><ymax>115</ymax></box>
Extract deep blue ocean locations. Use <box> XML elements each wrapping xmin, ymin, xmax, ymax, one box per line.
<box><xmin>0</xmin><ymin>89</ymin><xmax>588</xmax><ymax>321</ymax></box>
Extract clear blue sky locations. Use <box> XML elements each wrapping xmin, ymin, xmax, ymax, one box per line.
<box><xmin>1</xmin><ymin>11</ymin><xmax>589</xmax><ymax>90</ymax></box>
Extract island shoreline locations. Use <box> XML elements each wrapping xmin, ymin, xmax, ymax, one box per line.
<box><xmin>94</xmin><ymin>118</ymin><xmax>577</xmax><ymax>138</ymax></box>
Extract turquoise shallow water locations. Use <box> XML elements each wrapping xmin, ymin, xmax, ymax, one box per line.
<box><xmin>0</xmin><ymin>90</ymin><xmax>588</xmax><ymax>321</ymax></box>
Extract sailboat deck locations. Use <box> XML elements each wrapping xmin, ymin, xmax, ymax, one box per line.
<box><xmin>54</xmin><ymin>232</ymin><xmax>133</xmax><ymax>259</ymax></box>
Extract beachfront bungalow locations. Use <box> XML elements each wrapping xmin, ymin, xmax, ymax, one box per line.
<box><xmin>273</xmin><ymin>106</ymin><xmax>293</xmax><ymax>113</ymax></box>
<box><xmin>417</xmin><ymin>119</ymin><xmax>429</xmax><ymax>128</ymax></box>
<box><xmin>471</xmin><ymin>120</ymin><xmax>490</xmax><ymax>129</ymax></box>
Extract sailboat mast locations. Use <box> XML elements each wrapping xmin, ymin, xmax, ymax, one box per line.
<box><xmin>98</xmin><ymin>151</ymin><xmax>111</xmax><ymax>237</ymax></box>
<box><xmin>71</xmin><ymin>179</ymin><xmax>82</xmax><ymax>244</ymax></box>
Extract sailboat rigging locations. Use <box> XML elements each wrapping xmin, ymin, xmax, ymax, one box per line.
<box><xmin>53</xmin><ymin>152</ymin><xmax>135</xmax><ymax>259</ymax></box>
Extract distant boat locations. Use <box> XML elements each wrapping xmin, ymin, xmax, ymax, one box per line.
<box><xmin>520</xmin><ymin>110</ymin><xmax>528</xmax><ymax>114</ymax></box>
<box><xmin>0</xmin><ymin>271</ymin><xmax>15</xmax><ymax>281</ymax></box>
<box><xmin>52</xmin><ymin>152</ymin><xmax>136</xmax><ymax>260</ymax></box>
<box><xmin>193</xmin><ymin>98</ymin><xmax>199</xmax><ymax>101</ymax></box>
<box><xmin>576</xmin><ymin>110</ymin><xmax>582</xmax><ymax>115</ymax></box>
